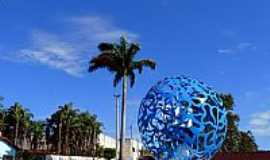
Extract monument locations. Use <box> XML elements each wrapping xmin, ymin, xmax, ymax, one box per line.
<box><xmin>138</xmin><ymin>76</ymin><xmax>227</xmax><ymax>160</ymax></box>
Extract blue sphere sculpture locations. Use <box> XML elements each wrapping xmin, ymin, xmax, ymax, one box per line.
<box><xmin>137</xmin><ymin>76</ymin><xmax>227</xmax><ymax>160</ymax></box>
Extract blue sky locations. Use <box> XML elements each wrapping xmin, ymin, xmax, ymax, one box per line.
<box><xmin>1</xmin><ymin>0</ymin><xmax>270</xmax><ymax>149</ymax></box>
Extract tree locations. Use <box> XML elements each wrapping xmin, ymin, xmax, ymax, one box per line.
<box><xmin>103</xmin><ymin>148</ymin><xmax>116</xmax><ymax>160</ymax></box>
<box><xmin>69</xmin><ymin>111</ymin><xmax>102</xmax><ymax>156</ymax></box>
<box><xmin>4</xmin><ymin>102</ymin><xmax>33</xmax><ymax>147</ymax></box>
<box><xmin>220</xmin><ymin>94</ymin><xmax>240</xmax><ymax>152</ymax></box>
<box><xmin>0</xmin><ymin>96</ymin><xmax>5</xmax><ymax>132</ymax></box>
<box><xmin>30</xmin><ymin>120</ymin><xmax>45</xmax><ymax>150</ymax></box>
<box><xmin>220</xmin><ymin>94</ymin><xmax>258</xmax><ymax>152</ymax></box>
<box><xmin>0</xmin><ymin>100</ymin><xmax>103</xmax><ymax>156</ymax></box>
<box><xmin>140</xmin><ymin>149</ymin><xmax>153</xmax><ymax>157</ymax></box>
<box><xmin>89</xmin><ymin>36</ymin><xmax>156</xmax><ymax>160</ymax></box>
<box><xmin>46</xmin><ymin>103</ymin><xmax>78</xmax><ymax>154</ymax></box>
<box><xmin>46</xmin><ymin>103</ymin><xmax>103</xmax><ymax>156</ymax></box>
<box><xmin>60</xmin><ymin>104</ymin><xmax>78</xmax><ymax>154</ymax></box>
<box><xmin>238</xmin><ymin>131</ymin><xmax>258</xmax><ymax>152</ymax></box>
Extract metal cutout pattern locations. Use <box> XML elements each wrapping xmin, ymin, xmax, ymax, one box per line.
<box><xmin>138</xmin><ymin>76</ymin><xmax>227</xmax><ymax>160</ymax></box>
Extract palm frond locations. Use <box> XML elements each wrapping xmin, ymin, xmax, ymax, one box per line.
<box><xmin>128</xmin><ymin>43</ymin><xmax>140</xmax><ymax>56</ymax></box>
<box><xmin>129</xmin><ymin>71</ymin><xmax>136</xmax><ymax>88</ymax></box>
<box><xmin>88</xmin><ymin>53</ymin><xmax>120</xmax><ymax>73</ymax></box>
<box><xmin>89</xmin><ymin>36</ymin><xmax>157</xmax><ymax>88</ymax></box>
<box><xmin>126</xmin><ymin>43</ymin><xmax>140</xmax><ymax>64</ymax></box>
<box><xmin>132</xmin><ymin>59</ymin><xmax>156</xmax><ymax>73</ymax></box>
<box><xmin>140</xmin><ymin>59</ymin><xmax>156</xmax><ymax>69</ymax></box>
<box><xmin>113</xmin><ymin>72</ymin><xmax>123</xmax><ymax>87</ymax></box>
<box><xmin>97</xmin><ymin>43</ymin><xmax>114</xmax><ymax>51</ymax></box>
<box><xmin>89</xmin><ymin>63</ymin><xmax>115</xmax><ymax>73</ymax></box>
<box><xmin>120</xmin><ymin>36</ymin><xmax>128</xmax><ymax>51</ymax></box>
<box><xmin>119</xmin><ymin>36</ymin><xmax>129</xmax><ymax>62</ymax></box>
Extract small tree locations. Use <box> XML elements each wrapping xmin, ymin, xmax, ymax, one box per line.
<box><xmin>103</xmin><ymin>148</ymin><xmax>116</xmax><ymax>160</ymax></box>
<box><xmin>220</xmin><ymin>94</ymin><xmax>258</xmax><ymax>152</ymax></box>
<box><xmin>140</xmin><ymin>149</ymin><xmax>153</xmax><ymax>157</ymax></box>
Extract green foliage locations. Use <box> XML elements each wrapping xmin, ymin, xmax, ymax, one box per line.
<box><xmin>238</xmin><ymin>131</ymin><xmax>258</xmax><ymax>152</ymax></box>
<box><xmin>0</xmin><ymin>96</ymin><xmax>5</xmax><ymax>131</ymax></box>
<box><xmin>140</xmin><ymin>149</ymin><xmax>153</xmax><ymax>157</ymax></box>
<box><xmin>30</xmin><ymin>120</ymin><xmax>45</xmax><ymax>150</ymax></box>
<box><xmin>46</xmin><ymin>103</ymin><xmax>103</xmax><ymax>156</ymax></box>
<box><xmin>4</xmin><ymin>102</ymin><xmax>33</xmax><ymax>146</ymax></box>
<box><xmin>95</xmin><ymin>145</ymin><xmax>105</xmax><ymax>158</ymax></box>
<box><xmin>0</xmin><ymin>101</ymin><xmax>103</xmax><ymax>157</ymax></box>
<box><xmin>220</xmin><ymin>94</ymin><xmax>258</xmax><ymax>152</ymax></box>
<box><xmin>89</xmin><ymin>36</ymin><xmax>156</xmax><ymax>88</ymax></box>
<box><xmin>103</xmin><ymin>148</ymin><xmax>116</xmax><ymax>160</ymax></box>
<box><xmin>16</xmin><ymin>150</ymin><xmax>44</xmax><ymax>160</ymax></box>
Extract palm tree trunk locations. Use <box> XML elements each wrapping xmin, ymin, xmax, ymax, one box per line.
<box><xmin>65</xmin><ymin>126</ymin><xmax>69</xmax><ymax>154</ymax></box>
<box><xmin>119</xmin><ymin>74</ymin><xmax>128</xmax><ymax>160</ymax></box>
<box><xmin>15</xmin><ymin>121</ymin><xmax>19</xmax><ymax>146</ymax></box>
<box><xmin>58</xmin><ymin>120</ymin><xmax>62</xmax><ymax>154</ymax></box>
<box><xmin>115</xmin><ymin>94</ymin><xmax>119</xmax><ymax>160</ymax></box>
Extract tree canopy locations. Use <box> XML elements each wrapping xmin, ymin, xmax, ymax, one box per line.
<box><xmin>220</xmin><ymin>94</ymin><xmax>258</xmax><ymax>152</ymax></box>
<box><xmin>89</xmin><ymin>36</ymin><xmax>156</xmax><ymax>88</ymax></box>
<box><xmin>0</xmin><ymin>100</ymin><xmax>104</xmax><ymax>157</ymax></box>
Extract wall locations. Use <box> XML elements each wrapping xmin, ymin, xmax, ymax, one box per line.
<box><xmin>123</xmin><ymin>139</ymin><xmax>143</xmax><ymax>160</ymax></box>
<box><xmin>98</xmin><ymin>134</ymin><xmax>116</xmax><ymax>149</ymax></box>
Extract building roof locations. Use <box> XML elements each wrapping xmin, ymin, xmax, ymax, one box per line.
<box><xmin>213</xmin><ymin>152</ymin><xmax>270</xmax><ymax>160</ymax></box>
<box><xmin>0</xmin><ymin>136</ymin><xmax>19</xmax><ymax>150</ymax></box>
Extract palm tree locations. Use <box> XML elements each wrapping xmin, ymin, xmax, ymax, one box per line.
<box><xmin>5</xmin><ymin>102</ymin><xmax>33</xmax><ymax>147</ymax></box>
<box><xmin>89</xmin><ymin>36</ymin><xmax>156</xmax><ymax>159</ymax></box>
<box><xmin>30</xmin><ymin>120</ymin><xmax>45</xmax><ymax>150</ymax></box>
<box><xmin>0</xmin><ymin>108</ymin><xmax>4</xmax><ymax>132</ymax></box>
<box><xmin>0</xmin><ymin>97</ymin><xmax>5</xmax><ymax>132</ymax></box>
<box><xmin>89</xmin><ymin>114</ymin><xmax>102</xmax><ymax>157</ymax></box>
<box><xmin>46</xmin><ymin>103</ymin><xmax>79</xmax><ymax>154</ymax></box>
<box><xmin>46</xmin><ymin>104</ymin><xmax>102</xmax><ymax>155</ymax></box>
<box><xmin>60</xmin><ymin>104</ymin><xmax>78</xmax><ymax>154</ymax></box>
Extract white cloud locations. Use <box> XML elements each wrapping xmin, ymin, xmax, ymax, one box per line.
<box><xmin>217</xmin><ymin>42</ymin><xmax>256</xmax><ymax>54</ymax></box>
<box><xmin>249</xmin><ymin>110</ymin><xmax>270</xmax><ymax>136</ymax></box>
<box><xmin>17</xmin><ymin>31</ymin><xmax>84</xmax><ymax>76</ymax></box>
<box><xmin>237</xmin><ymin>42</ymin><xmax>255</xmax><ymax>50</ymax></box>
<box><xmin>217</xmin><ymin>49</ymin><xmax>235</xmax><ymax>54</ymax></box>
<box><xmin>4</xmin><ymin>16</ymin><xmax>138</xmax><ymax>77</ymax></box>
<box><xmin>67</xmin><ymin>16</ymin><xmax>138</xmax><ymax>43</ymax></box>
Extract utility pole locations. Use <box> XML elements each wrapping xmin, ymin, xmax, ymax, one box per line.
<box><xmin>130</xmin><ymin>123</ymin><xmax>134</xmax><ymax>157</ymax></box>
<box><xmin>130</xmin><ymin>124</ymin><xmax>133</xmax><ymax>139</ymax></box>
<box><xmin>114</xmin><ymin>94</ymin><xmax>120</xmax><ymax>160</ymax></box>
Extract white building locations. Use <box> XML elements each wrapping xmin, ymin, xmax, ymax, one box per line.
<box><xmin>98</xmin><ymin>133</ymin><xmax>116</xmax><ymax>149</ymax></box>
<box><xmin>98</xmin><ymin>134</ymin><xmax>143</xmax><ymax>160</ymax></box>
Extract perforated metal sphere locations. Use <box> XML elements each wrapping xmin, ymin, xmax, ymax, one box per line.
<box><xmin>137</xmin><ymin>76</ymin><xmax>227</xmax><ymax>160</ymax></box>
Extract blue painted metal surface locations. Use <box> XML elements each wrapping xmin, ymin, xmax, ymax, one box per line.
<box><xmin>137</xmin><ymin>76</ymin><xmax>227</xmax><ymax>160</ymax></box>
